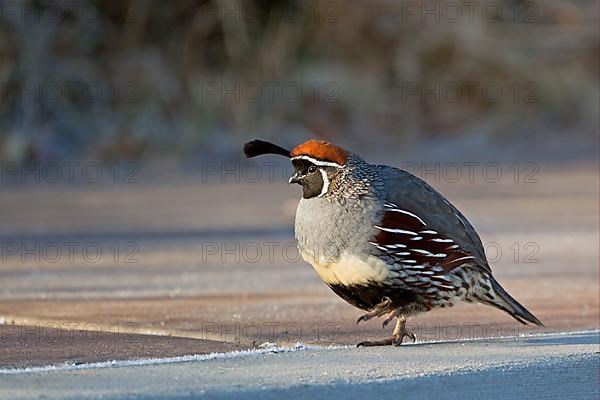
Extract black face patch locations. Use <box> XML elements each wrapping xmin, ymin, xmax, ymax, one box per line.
<box><xmin>291</xmin><ymin>159</ymin><xmax>324</xmax><ymax>199</ymax></box>
<box><xmin>291</xmin><ymin>159</ymin><xmax>316</xmax><ymax>176</ymax></box>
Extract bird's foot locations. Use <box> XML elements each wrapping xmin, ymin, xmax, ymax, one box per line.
<box><xmin>356</xmin><ymin>337</ymin><xmax>394</xmax><ymax>347</ymax></box>
<box><xmin>397</xmin><ymin>329</ymin><xmax>417</xmax><ymax>345</ymax></box>
<box><xmin>356</xmin><ymin>330</ymin><xmax>416</xmax><ymax>347</ymax></box>
<box><xmin>356</xmin><ymin>312</ymin><xmax>376</xmax><ymax>324</ymax></box>
<box><xmin>357</xmin><ymin>317</ymin><xmax>416</xmax><ymax>347</ymax></box>
<box><xmin>356</xmin><ymin>297</ymin><xmax>392</xmax><ymax>325</ymax></box>
<box><xmin>382</xmin><ymin>310</ymin><xmax>398</xmax><ymax>328</ymax></box>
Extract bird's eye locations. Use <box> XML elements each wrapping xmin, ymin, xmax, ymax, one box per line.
<box><xmin>308</xmin><ymin>165</ymin><xmax>317</xmax><ymax>174</ymax></box>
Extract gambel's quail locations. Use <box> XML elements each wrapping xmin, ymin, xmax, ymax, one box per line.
<box><xmin>244</xmin><ymin>139</ymin><xmax>543</xmax><ymax>346</ymax></box>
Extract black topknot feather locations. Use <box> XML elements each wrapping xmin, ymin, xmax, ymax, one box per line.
<box><xmin>243</xmin><ymin>139</ymin><xmax>291</xmax><ymax>158</ymax></box>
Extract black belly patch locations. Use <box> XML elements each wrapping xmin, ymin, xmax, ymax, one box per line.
<box><xmin>327</xmin><ymin>283</ymin><xmax>417</xmax><ymax>311</ymax></box>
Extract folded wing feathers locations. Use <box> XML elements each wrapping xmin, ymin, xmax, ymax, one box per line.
<box><xmin>371</xmin><ymin>202</ymin><xmax>480</xmax><ymax>293</ymax></box>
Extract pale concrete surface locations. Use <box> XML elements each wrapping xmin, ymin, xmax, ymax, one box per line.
<box><xmin>0</xmin><ymin>331</ymin><xmax>598</xmax><ymax>400</ymax></box>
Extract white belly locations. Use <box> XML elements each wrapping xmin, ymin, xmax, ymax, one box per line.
<box><xmin>300</xmin><ymin>249</ymin><xmax>393</xmax><ymax>286</ymax></box>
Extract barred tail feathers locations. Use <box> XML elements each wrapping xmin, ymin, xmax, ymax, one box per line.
<box><xmin>472</xmin><ymin>274</ymin><xmax>543</xmax><ymax>326</ymax></box>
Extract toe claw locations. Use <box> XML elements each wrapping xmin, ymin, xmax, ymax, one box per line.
<box><xmin>356</xmin><ymin>337</ymin><xmax>394</xmax><ymax>347</ymax></box>
<box><xmin>400</xmin><ymin>331</ymin><xmax>416</xmax><ymax>344</ymax></box>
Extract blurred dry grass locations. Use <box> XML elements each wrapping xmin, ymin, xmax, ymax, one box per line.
<box><xmin>0</xmin><ymin>0</ymin><xmax>598</xmax><ymax>162</ymax></box>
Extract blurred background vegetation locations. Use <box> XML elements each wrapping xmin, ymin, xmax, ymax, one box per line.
<box><xmin>0</xmin><ymin>0</ymin><xmax>597</xmax><ymax>164</ymax></box>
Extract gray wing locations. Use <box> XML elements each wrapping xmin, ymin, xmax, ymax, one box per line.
<box><xmin>375</xmin><ymin>165</ymin><xmax>491</xmax><ymax>274</ymax></box>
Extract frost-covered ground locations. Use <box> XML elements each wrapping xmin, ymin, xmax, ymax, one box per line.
<box><xmin>0</xmin><ymin>331</ymin><xmax>598</xmax><ymax>399</ymax></box>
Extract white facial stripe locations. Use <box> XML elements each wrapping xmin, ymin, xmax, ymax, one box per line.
<box><xmin>317</xmin><ymin>169</ymin><xmax>329</xmax><ymax>197</ymax></box>
<box><xmin>291</xmin><ymin>156</ymin><xmax>341</xmax><ymax>168</ymax></box>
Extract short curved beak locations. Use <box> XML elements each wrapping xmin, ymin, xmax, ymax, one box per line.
<box><xmin>289</xmin><ymin>174</ymin><xmax>301</xmax><ymax>184</ymax></box>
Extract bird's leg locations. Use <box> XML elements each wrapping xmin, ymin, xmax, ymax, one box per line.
<box><xmin>382</xmin><ymin>309</ymin><xmax>398</xmax><ymax>328</ymax></box>
<box><xmin>391</xmin><ymin>316</ymin><xmax>416</xmax><ymax>346</ymax></box>
<box><xmin>356</xmin><ymin>297</ymin><xmax>392</xmax><ymax>324</ymax></box>
<box><xmin>357</xmin><ymin>316</ymin><xmax>417</xmax><ymax>347</ymax></box>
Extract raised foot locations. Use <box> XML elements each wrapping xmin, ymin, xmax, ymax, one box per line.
<box><xmin>382</xmin><ymin>310</ymin><xmax>398</xmax><ymax>328</ymax></box>
<box><xmin>356</xmin><ymin>297</ymin><xmax>392</xmax><ymax>325</ymax></box>
<box><xmin>356</xmin><ymin>330</ymin><xmax>416</xmax><ymax>347</ymax></box>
